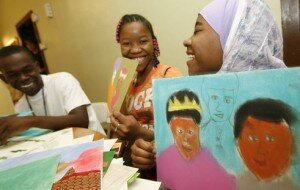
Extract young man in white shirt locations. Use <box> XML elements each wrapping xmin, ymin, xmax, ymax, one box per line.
<box><xmin>0</xmin><ymin>45</ymin><xmax>105</xmax><ymax>144</ymax></box>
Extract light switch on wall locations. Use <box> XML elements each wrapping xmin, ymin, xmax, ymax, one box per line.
<box><xmin>44</xmin><ymin>3</ymin><xmax>54</xmax><ymax>18</ymax></box>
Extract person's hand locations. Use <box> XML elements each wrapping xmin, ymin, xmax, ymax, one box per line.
<box><xmin>0</xmin><ymin>117</ymin><xmax>31</xmax><ymax>144</ymax></box>
<box><xmin>110</xmin><ymin>110</ymin><xmax>141</xmax><ymax>140</ymax></box>
<box><xmin>131</xmin><ymin>138</ymin><xmax>156</xmax><ymax>170</ymax></box>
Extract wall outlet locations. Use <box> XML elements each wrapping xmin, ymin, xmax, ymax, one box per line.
<box><xmin>44</xmin><ymin>3</ymin><xmax>54</xmax><ymax>18</ymax></box>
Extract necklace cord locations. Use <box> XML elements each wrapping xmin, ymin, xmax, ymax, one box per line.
<box><xmin>25</xmin><ymin>88</ymin><xmax>47</xmax><ymax>116</ymax></box>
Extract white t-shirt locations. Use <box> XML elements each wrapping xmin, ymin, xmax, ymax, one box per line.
<box><xmin>15</xmin><ymin>72</ymin><xmax>105</xmax><ymax>135</ymax></box>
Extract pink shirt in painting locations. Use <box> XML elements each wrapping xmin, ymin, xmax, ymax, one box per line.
<box><xmin>157</xmin><ymin>145</ymin><xmax>236</xmax><ymax>190</ymax></box>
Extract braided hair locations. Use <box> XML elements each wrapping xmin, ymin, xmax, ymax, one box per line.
<box><xmin>116</xmin><ymin>14</ymin><xmax>160</xmax><ymax>66</ymax></box>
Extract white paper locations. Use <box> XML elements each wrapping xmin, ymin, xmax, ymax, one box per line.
<box><xmin>104</xmin><ymin>138</ymin><xmax>118</xmax><ymax>151</ymax></box>
<box><xmin>111</xmin><ymin>158</ymin><xmax>124</xmax><ymax>165</ymax></box>
<box><xmin>31</xmin><ymin>128</ymin><xmax>74</xmax><ymax>153</ymax></box>
<box><xmin>72</xmin><ymin>134</ymin><xmax>94</xmax><ymax>145</ymax></box>
<box><xmin>119</xmin><ymin>182</ymin><xmax>128</xmax><ymax>190</ymax></box>
<box><xmin>0</xmin><ymin>128</ymin><xmax>73</xmax><ymax>161</ymax></box>
<box><xmin>103</xmin><ymin>164</ymin><xmax>138</xmax><ymax>190</ymax></box>
<box><xmin>128</xmin><ymin>178</ymin><xmax>161</xmax><ymax>190</ymax></box>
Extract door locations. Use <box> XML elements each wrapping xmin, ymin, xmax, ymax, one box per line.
<box><xmin>281</xmin><ymin>0</ymin><xmax>300</xmax><ymax>67</ymax></box>
<box><xmin>16</xmin><ymin>11</ymin><xmax>49</xmax><ymax>74</ymax></box>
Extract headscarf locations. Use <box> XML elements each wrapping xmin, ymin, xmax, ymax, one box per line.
<box><xmin>200</xmin><ymin>0</ymin><xmax>286</xmax><ymax>72</ymax></box>
<box><xmin>200</xmin><ymin>0</ymin><xmax>238</xmax><ymax>50</ymax></box>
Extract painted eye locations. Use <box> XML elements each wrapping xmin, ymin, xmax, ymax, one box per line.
<box><xmin>211</xmin><ymin>95</ymin><xmax>218</xmax><ymax>100</ymax></box>
<box><xmin>248</xmin><ymin>134</ymin><xmax>258</xmax><ymax>141</ymax></box>
<box><xmin>187</xmin><ymin>130</ymin><xmax>194</xmax><ymax>135</ymax></box>
<box><xmin>266</xmin><ymin>135</ymin><xmax>275</xmax><ymax>142</ymax></box>
<box><xmin>224</xmin><ymin>97</ymin><xmax>232</xmax><ymax>104</ymax></box>
<box><xmin>177</xmin><ymin>128</ymin><xmax>183</xmax><ymax>134</ymax></box>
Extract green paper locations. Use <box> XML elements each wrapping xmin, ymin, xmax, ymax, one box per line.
<box><xmin>127</xmin><ymin>172</ymin><xmax>140</xmax><ymax>185</ymax></box>
<box><xmin>0</xmin><ymin>155</ymin><xmax>60</xmax><ymax>190</ymax></box>
<box><xmin>103</xmin><ymin>151</ymin><xmax>115</xmax><ymax>174</ymax></box>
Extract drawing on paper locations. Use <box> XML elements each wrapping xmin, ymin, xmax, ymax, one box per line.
<box><xmin>107</xmin><ymin>58</ymin><xmax>138</xmax><ymax>112</ymax></box>
<box><xmin>234</xmin><ymin>98</ymin><xmax>297</xmax><ymax>189</ymax></box>
<box><xmin>156</xmin><ymin>89</ymin><xmax>235</xmax><ymax>189</ymax></box>
<box><xmin>154</xmin><ymin>68</ymin><xmax>300</xmax><ymax>190</ymax></box>
<box><xmin>201</xmin><ymin>74</ymin><xmax>243</xmax><ymax>173</ymax></box>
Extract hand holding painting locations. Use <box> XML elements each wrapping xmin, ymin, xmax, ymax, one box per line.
<box><xmin>110</xmin><ymin>110</ymin><xmax>142</xmax><ymax>140</ymax></box>
<box><xmin>131</xmin><ymin>138</ymin><xmax>156</xmax><ymax>170</ymax></box>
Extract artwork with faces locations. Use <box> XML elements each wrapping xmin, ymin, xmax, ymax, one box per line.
<box><xmin>201</xmin><ymin>74</ymin><xmax>243</xmax><ymax>174</ymax></box>
<box><xmin>153</xmin><ymin>67</ymin><xmax>300</xmax><ymax>190</ymax></box>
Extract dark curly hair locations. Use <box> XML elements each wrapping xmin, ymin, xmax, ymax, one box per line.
<box><xmin>234</xmin><ymin>98</ymin><xmax>297</xmax><ymax>138</ymax></box>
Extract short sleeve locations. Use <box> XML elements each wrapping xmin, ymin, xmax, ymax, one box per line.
<box><xmin>55</xmin><ymin>73</ymin><xmax>90</xmax><ymax>113</ymax></box>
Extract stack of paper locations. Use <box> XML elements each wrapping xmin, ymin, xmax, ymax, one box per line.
<box><xmin>0</xmin><ymin>130</ymin><xmax>161</xmax><ymax>190</ymax></box>
<box><xmin>0</xmin><ymin>140</ymin><xmax>104</xmax><ymax>189</ymax></box>
<box><xmin>0</xmin><ymin>128</ymin><xmax>74</xmax><ymax>162</ymax></box>
<box><xmin>0</xmin><ymin>128</ymin><xmax>104</xmax><ymax>189</ymax></box>
<box><xmin>102</xmin><ymin>139</ymin><xmax>161</xmax><ymax>190</ymax></box>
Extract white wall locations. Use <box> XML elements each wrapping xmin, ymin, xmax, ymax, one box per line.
<box><xmin>0</xmin><ymin>0</ymin><xmax>282</xmax><ymax>101</ymax></box>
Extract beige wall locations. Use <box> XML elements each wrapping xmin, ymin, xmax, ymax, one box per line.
<box><xmin>0</xmin><ymin>0</ymin><xmax>282</xmax><ymax>102</ymax></box>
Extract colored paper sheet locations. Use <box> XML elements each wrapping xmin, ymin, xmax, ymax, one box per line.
<box><xmin>107</xmin><ymin>58</ymin><xmax>138</xmax><ymax>112</ymax></box>
<box><xmin>0</xmin><ymin>155</ymin><xmax>60</xmax><ymax>190</ymax></box>
<box><xmin>0</xmin><ymin>140</ymin><xmax>104</xmax><ymax>186</ymax></box>
<box><xmin>17</xmin><ymin>127</ymin><xmax>52</xmax><ymax>137</ymax></box>
<box><xmin>103</xmin><ymin>151</ymin><xmax>115</xmax><ymax>174</ymax></box>
<box><xmin>52</xmin><ymin>168</ymin><xmax>101</xmax><ymax>190</ymax></box>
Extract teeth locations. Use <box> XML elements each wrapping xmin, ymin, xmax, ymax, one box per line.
<box><xmin>188</xmin><ymin>55</ymin><xmax>195</xmax><ymax>60</ymax></box>
<box><xmin>21</xmin><ymin>83</ymin><xmax>33</xmax><ymax>88</ymax></box>
<box><xmin>134</xmin><ymin>57</ymin><xmax>144</xmax><ymax>63</ymax></box>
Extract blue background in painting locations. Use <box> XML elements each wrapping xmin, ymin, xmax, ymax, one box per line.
<box><xmin>153</xmin><ymin>68</ymin><xmax>300</xmax><ymax>182</ymax></box>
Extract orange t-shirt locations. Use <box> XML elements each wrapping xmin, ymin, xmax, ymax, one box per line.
<box><xmin>125</xmin><ymin>64</ymin><xmax>182</xmax><ymax>131</ymax></box>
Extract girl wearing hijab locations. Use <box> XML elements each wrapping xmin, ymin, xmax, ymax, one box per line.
<box><xmin>184</xmin><ymin>0</ymin><xmax>285</xmax><ymax>75</ymax></box>
<box><xmin>131</xmin><ymin>0</ymin><xmax>286</xmax><ymax>183</ymax></box>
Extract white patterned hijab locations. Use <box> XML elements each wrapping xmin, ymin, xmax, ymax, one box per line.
<box><xmin>200</xmin><ymin>0</ymin><xmax>286</xmax><ymax>72</ymax></box>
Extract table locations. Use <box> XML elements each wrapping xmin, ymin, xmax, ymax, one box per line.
<box><xmin>72</xmin><ymin>127</ymin><xmax>107</xmax><ymax>140</ymax></box>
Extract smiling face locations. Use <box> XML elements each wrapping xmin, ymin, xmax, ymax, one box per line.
<box><xmin>208</xmin><ymin>89</ymin><xmax>234</xmax><ymax>122</ymax></box>
<box><xmin>238</xmin><ymin>116</ymin><xmax>293</xmax><ymax>180</ymax></box>
<box><xmin>119</xmin><ymin>22</ymin><xmax>154</xmax><ymax>74</ymax></box>
<box><xmin>169</xmin><ymin>116</ymin><xmax>200</xmax><ymax>161</ymax></box>
<box><xmin>0</xmin><ymin>52</ymin><xmax>43</xmax><ymax>96</ymax></box>
<box><xmin>183</xmin><ymin>15</ymin><xmax>223</xmax><ymax>75</ymax></box>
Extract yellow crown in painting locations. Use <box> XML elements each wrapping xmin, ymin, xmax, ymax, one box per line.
<box><xmin>168</xmin><ymin>95</ymin><xmax>202</xmax><ymax>113</ymax></box>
